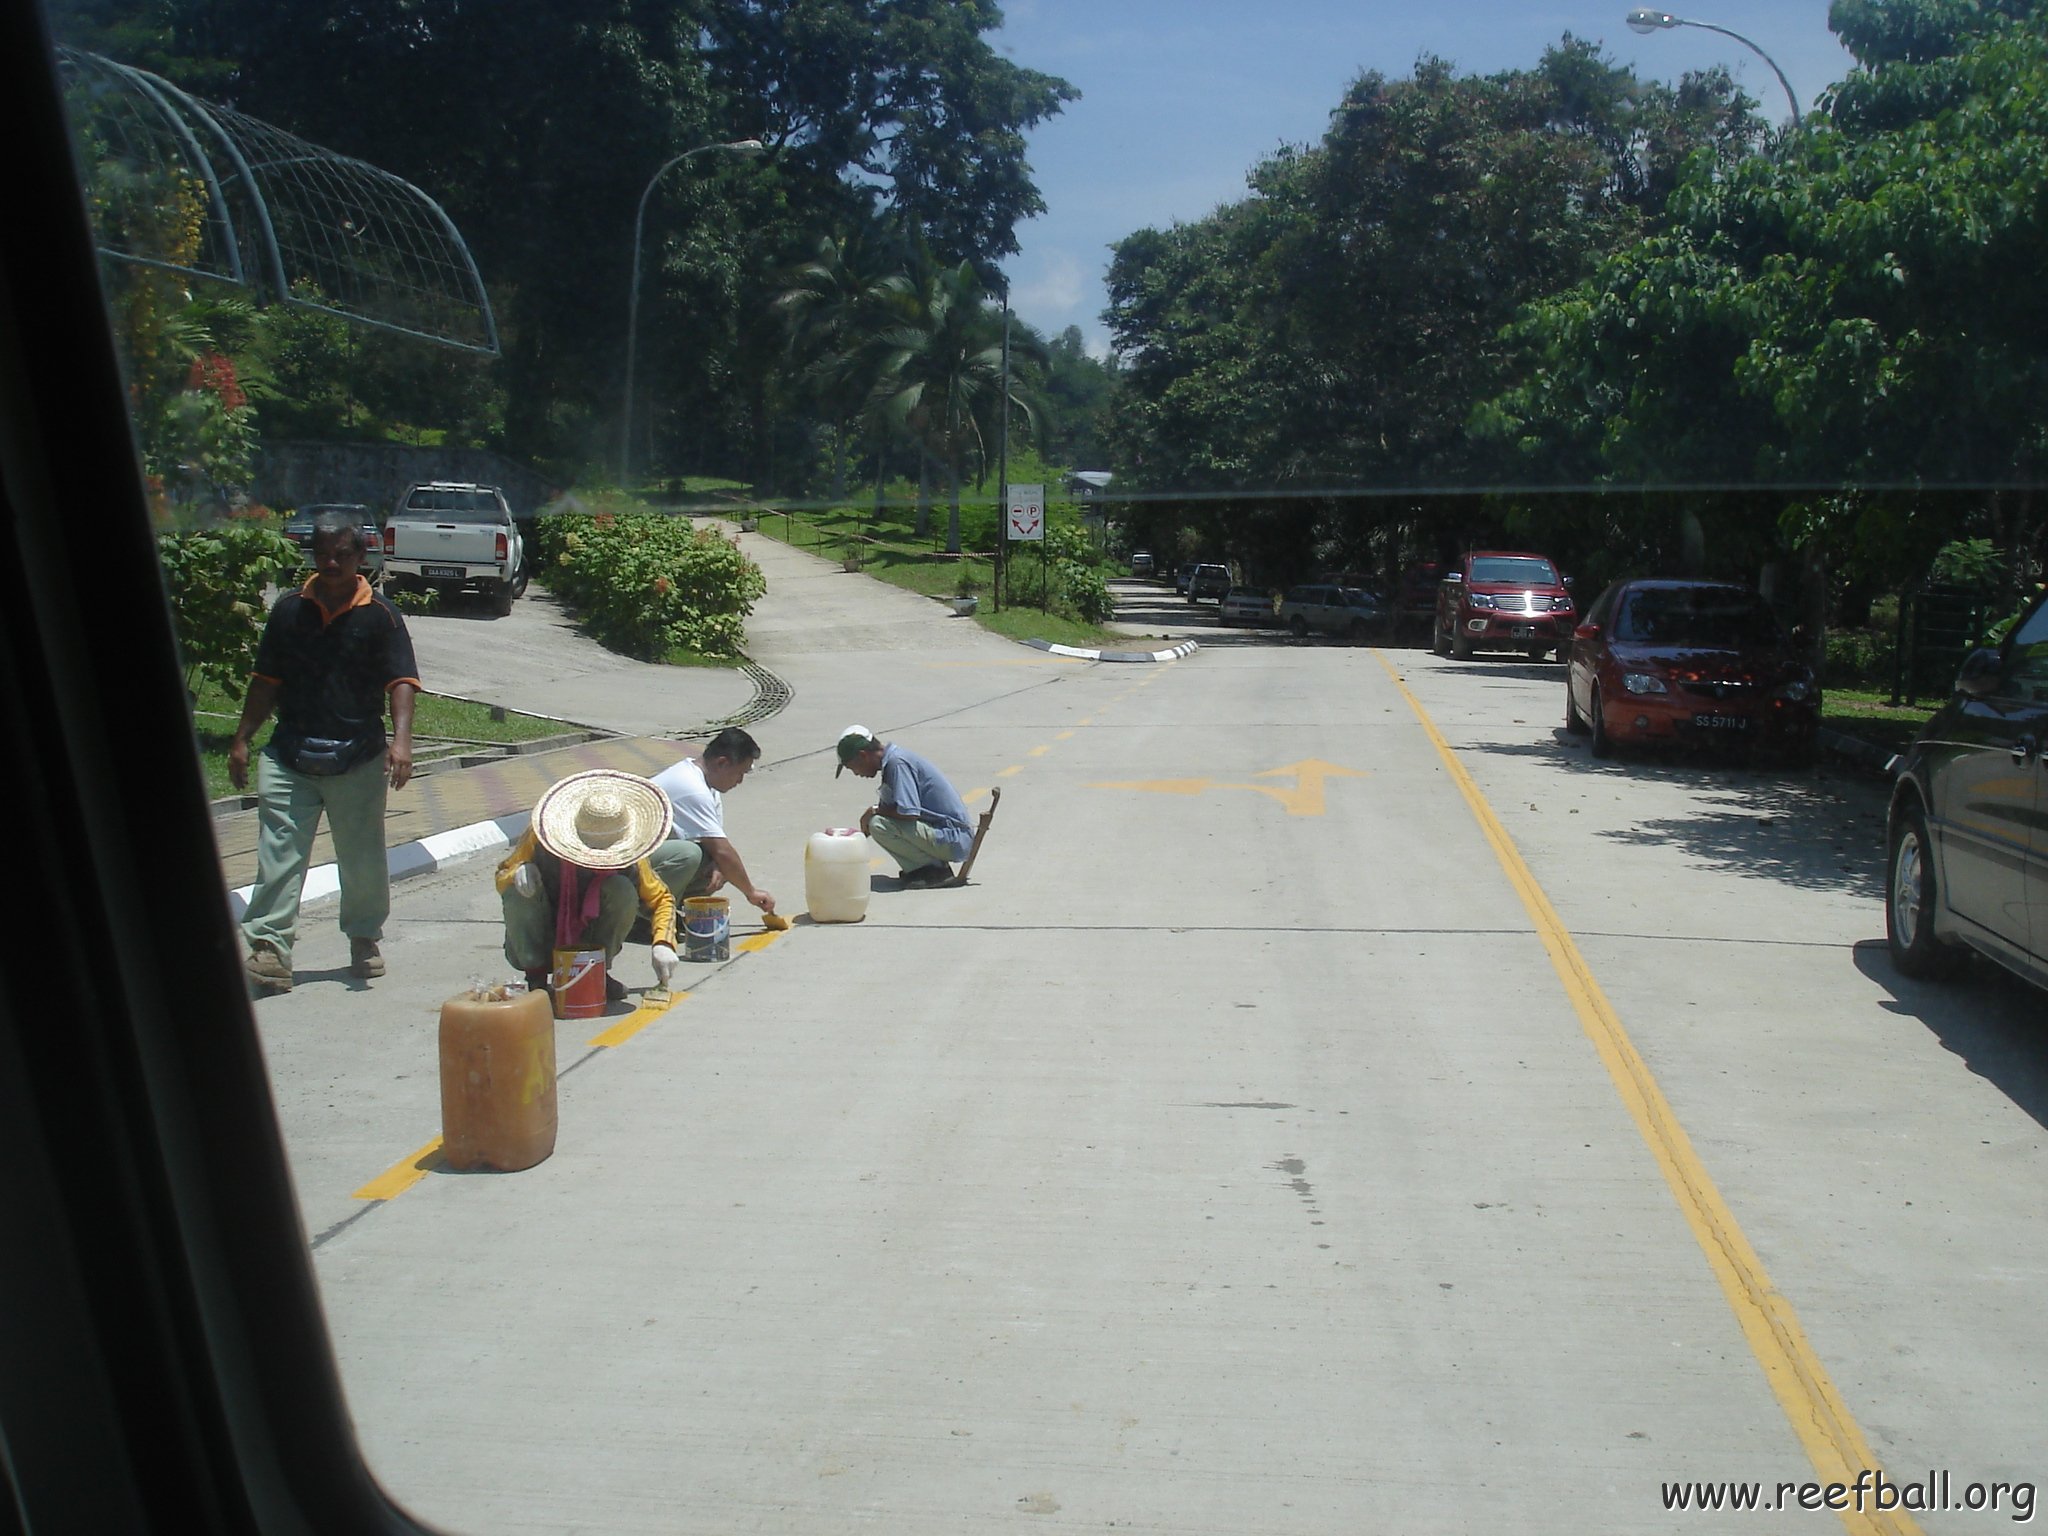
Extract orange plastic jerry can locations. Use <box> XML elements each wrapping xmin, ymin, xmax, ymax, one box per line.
<box><xmin>437</xmin><ymin>987</ymin><xmax>558</xmax><ymax>1172</ymax></box>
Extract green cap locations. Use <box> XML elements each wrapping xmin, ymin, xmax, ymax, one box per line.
<box><xmin>835</xmin><ymin>725</ymin><xmax>878</xmax><ymax>777</ymax></box>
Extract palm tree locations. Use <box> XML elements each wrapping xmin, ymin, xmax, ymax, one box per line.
<box><xmin>866</xmin><ymin>258</ymin><xmax>1038</xmax><ymax>554</ymax></box>
<box><xmin>771</xmin><ymin>223</ymin><xmax>906</xmax><ymax>504</ymax></box>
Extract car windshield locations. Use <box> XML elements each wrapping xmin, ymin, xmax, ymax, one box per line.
<box><xmin>403</xmin><ymin>489</ymin><xmax>502</xmax><ymax>518</ymax></box>
<box><xmin>1613</xmin><ymin>588</ymin><xmax>1781</xmax><ymax>647</ymax></box>
<box><xmin>1467</xmin><ymin>557</ymin><xmax>1558</xmax><ymax>586</ymax></box>
<box><xmin>38</xmin><ymin>1</ymin><xmax>2048</xmax><ymax>1532</ymax></box>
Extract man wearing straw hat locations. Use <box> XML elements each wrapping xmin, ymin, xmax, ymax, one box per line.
<box><xmin>833</xmin><ymin>724</ymin><xmax>974</xmax><ymax>887</ymax></box>
<box><xmin>496</xmin><ymin>769</ymin><xmax>679</xmax><ymax>998</ymax></box>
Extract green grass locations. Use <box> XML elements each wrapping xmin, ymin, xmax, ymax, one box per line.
<box><xmin>744</xmin><ymin>501</ymin><xmax>1129</xmax><ymax>649</ymax></box>
<box><xmin>1822</xmin><ymin>687</ymin><xmax>1935</xmax><ymax>757</ymax></box>
<box><xmin>190</xmin><ymin>680</ymin><xmax>575</xmax><ymax>801</ymax></box>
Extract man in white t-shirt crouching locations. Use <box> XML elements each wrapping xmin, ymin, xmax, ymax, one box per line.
<box><xmin>646</xmin><ymin>726</ymin><xmax>777</xmax><ymax>919</ymax></box>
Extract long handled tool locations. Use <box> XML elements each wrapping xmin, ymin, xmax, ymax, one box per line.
<box><xmin>947</xmin><ymin>786</ymin><xmax>1001</xmax><ymax>887</ymax></box>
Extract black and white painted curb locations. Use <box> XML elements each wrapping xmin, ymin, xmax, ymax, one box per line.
<box><xmin>1023</xmin><ymin>637</ymin><xmax>1201</xmax><ymax>663</ymax></box>
<box><xmin>227</xmin><ymin>813</ymin><xmax>528</xmax><ymax>923</ymax></box>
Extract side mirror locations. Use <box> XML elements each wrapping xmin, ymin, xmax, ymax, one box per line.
<box><xmin>1573</xmin><ymin>622</ymin><xmax>1601</xmax><ymax>642</ymax></box>
<box><xmin>1562</xmin><ymin>574</ymin><xmax>1574</xmax><ymax>588</ymax></box>
<box><xmin>1955</xmin><ymin>647</ymin><xmax>2003</xmax><ymax>699</ymax></box>
<box><xmin>1443</xmin><ymin>571</ymin><xmax>1463</xmax><ymax>584</ymax></box>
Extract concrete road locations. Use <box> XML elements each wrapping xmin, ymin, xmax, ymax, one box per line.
<box><xmin>250</xmin><ymin>589</ymin><xmax>2047</xmax><ymax>1534</ymax></box>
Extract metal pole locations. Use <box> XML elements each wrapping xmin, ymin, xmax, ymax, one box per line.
<box><xmin>1625</xmin><ymin>10</ymin><xmax>1800</xmax><ymax>127</ymax></box>
<box><xmin>621</xmin><ymin>140</ymin><xmax>762</xmax><ymax>486</ymax></box>
<box><xmin>996</xmin><ymin>283</ymin><xmax>1011</xmax><ymax>614</ymax></box>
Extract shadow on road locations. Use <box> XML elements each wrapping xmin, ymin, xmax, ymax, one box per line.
<box><xmin>1853</xmin><ymin>938</ymin><xmax>2048</xmax><ymax>1130</ymax></box>
<box><xmin>1462</xmin><ymin>728</ymin><xmax>1887</xmax><ymax>899</ymax></box>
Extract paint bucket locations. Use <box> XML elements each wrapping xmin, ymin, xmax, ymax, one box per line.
<box><xmin>550</xmin><ymin>945</ymin><xmax>607</xmax><ymax>1019</ymax></box>
<box><xmin>805</xmin><ymin>827</ymin><xmax>871</xmax><ymax>923</ymax></box>
<box><xmin>683</xmin><ymin>895</ymin><xmax>730</xmax><ymax>961</ymax></box>
<box><xmin>438</xmin><ymin>987</ymin><xmax>557</xmax><ymax>1171</ymax></box>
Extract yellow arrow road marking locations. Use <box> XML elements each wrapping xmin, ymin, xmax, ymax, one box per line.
<box><xmin>1091</xmin><ymin>777</ymin><xmax>1214</xmax><ymax>796</ymax></box>
<box><xmin>1090</xmin><ymin>759</ymin><xmax>1368</xmax><ymax>816</ymax></box>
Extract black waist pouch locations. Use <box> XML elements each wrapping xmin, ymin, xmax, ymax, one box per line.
<box><xmin>276</xmin><ymin>733</ymin><xmax>382</xmax><ymax>777</ymax></box>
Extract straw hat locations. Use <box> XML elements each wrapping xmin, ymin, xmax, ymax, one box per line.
<box><xmin>532</xmin><ymin>769</ymin><xmax>669</xmax><ymax>869</ymax></box>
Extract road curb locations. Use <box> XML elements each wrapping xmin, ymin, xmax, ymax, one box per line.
<box><xmin>1022</xmin><ymin>637</ymin><xmax>1201</xmax><ymax>663</ymax></box>
<box><xmin>1818</xmin><ymin>724</ymin><xmax>1898</xmax><ymax>777</ymax></box>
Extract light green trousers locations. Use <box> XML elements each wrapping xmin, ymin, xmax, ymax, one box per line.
<box><xmin>646</xmin><ymin>837</ymin><xmax>720</xmax><ymax>908</ymax></box>
<box><xmin>241</xmin><ymin>750</ymin><xmax>390</xmax><ymax>966</ymax></box>
<box><xmin>501</xmin><ymin>875</ymin><xmax>637</xmax><ymax>974</ymax></box>
<box><xmin>868</xmin><ymin>814</ymin><xmax>955</xmax><ymax>873</ymax></box>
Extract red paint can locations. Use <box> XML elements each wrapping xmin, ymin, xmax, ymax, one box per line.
<box><xmin>550</xmin><ymin>945</ymin><xmax>607</xmax><ymax>1019</ymax></box>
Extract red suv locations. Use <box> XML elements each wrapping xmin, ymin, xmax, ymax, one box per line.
<box><xmin>1432</xmin><ymin>550</ymin><xmax>1576</xmax><ymax>660</ymax></box>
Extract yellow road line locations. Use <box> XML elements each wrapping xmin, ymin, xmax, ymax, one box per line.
<box><xmin>354</xmin><ymin>1138</ymin><xmax>443</xmax><ymax>1201</ymax></box>
<box><xmin>965</xmin><ymin>787</ymin><xmax>991</xmax><ymax>804</ymax></box>
<box><xmin>1056</xmin><ymin>730</ymin><xmax>1076</xmax><ymax>741</ymax></box>
<box><xmin>997</xmin><ymin>765</ymin><xmax>1023</xmax><ymax>778</ymax></box>
<box><xmin>1371</xmin><ymin>650</ymin><xmax>1919</xmax><ymax>1536</ymax></box>
<box><xmin>1028</xmin><ymin>745</ymin><xmax>1049</xmax><ymax>757</ymax></box>
<box><xmin>588</xmin><ymin>990</ymin><xmax>688</xmax><ymax>1048</ymax></box>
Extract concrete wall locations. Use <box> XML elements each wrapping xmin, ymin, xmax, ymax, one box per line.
<box><xmin>252</xmin><ymin>441</ymin><xmax>556</xmax><ymax>518</ymax></box>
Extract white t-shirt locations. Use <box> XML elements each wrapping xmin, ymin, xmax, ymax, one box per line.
<box><xmin>651</xmin><ymin>755</ymin><xmax>723</xmax><ymax>841</ymax></box>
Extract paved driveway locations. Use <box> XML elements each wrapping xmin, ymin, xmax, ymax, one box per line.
<box><xmin>250</xmin><ymin>572</ymin><xmax>2048</xmax><ymax>1535</ymax></box>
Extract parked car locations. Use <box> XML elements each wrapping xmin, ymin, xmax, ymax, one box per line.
<box><xmin>1218</xmin><ymin>587</ymin><xmax>1275</xmax><ymax>626</ymax></box>
<box><xmin>1130</xmin><ymin>550</ymin><xmax>1156</xmax><ymax>578</ymax></box>
<box><xmin>383</xmin><ymin>481</ymin><xmax>526</xmax><ymax>615</ymax></box>
<box><xmin>1885</xmin><ymin>588</ymin><xmax>2048</xmax><ymax>995</ymax></box>
<box><xmin>1278</xmin><ymin>583</ymin><xmax>1381</xmax><ymax>639</ymax></box>
<box><xmin>1394</xmin><ymin>560</ymin><xmax>1446</xmax><ymax>637</ymax></box>
<box><xmin>1186</xmin><ymin>562</ymin><xmax>1233</xmax><ymax>602</ymax></box>
<box><xmin>1433</xmin><ymin>550</ymin><xmax>1575</xmax><ymax>659</ymax></box>
<box><xmin>281</xmin><ymin>503</ymin><xmax>383</xmax><ymax>583</ymax></box>
<box><xmin>1564</xmin><ymin>579</ymin><xmax>1818</xmax><ymax>763</ymax></box>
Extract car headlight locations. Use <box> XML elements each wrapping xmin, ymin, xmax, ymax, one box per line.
<box><xmin>1623</xmin><ymin>672</ymin><xmax>1668</xmax><ymax>694</ymax></box>
<box><xmin>1773</xmin><ymin>678</ymin><xmax>1814</xmax><ymax>702</ymax></box>
<box><xmin>1467</xmin><ymin>592</ymin><xmax>1497</xmax><ymax>609</ymax></box>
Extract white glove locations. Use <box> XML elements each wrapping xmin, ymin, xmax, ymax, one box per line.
<box><xmin>513</xmin><ymin>862</ymin><xmax>540</xmax><ymax>899</ymax></box>
<box><xmin>651</xmin><ymin>944</ymin><xmax>678</xmax><ymax>987</ymax></box>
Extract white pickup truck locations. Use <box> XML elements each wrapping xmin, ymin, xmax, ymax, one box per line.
<box><xmin>383</xmin><ymin>482</ymin><xmax>526</xmax><ymax>614</ymax></box>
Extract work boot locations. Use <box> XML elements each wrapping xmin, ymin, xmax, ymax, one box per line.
<box><xmin>524</xmin><ymin>970</ymin><xmax>552</xmax><ymax>998</ymax></box>
<box><xmin>349</xmin><ymin>937</ymin><xmax>385</xmax><ymax>978</ymax></box>
<box><xmin>901</xmin><ymin>863</ymin><xmax>954</xmax><ymax>888</ymax></box>
<box><xmin>605</xmin><ymin>973</ymin><xmax>629</xmax><ymax>1003</ymax></box>
<box><xmin>246</xmin><ymin>941</ymin><xmax>293</xmax><ymax>993</ymax></box>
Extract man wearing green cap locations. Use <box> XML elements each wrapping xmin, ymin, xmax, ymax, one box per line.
<box><xmin>834</xmin><ymin>724</ymin><xmax>974</xmax><ymax>888</ymax></box>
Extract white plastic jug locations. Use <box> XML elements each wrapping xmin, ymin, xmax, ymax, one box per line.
<box><xmin>805</xmin><ymin>828</ymin><xmax>871</xmax><ymax>923</ymax></box>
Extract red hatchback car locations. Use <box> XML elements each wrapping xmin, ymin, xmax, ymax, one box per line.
<box><xmin>1565</xmin><ymin>579</ymin><xmax>1819</xmax><ymax>763</ymax></box>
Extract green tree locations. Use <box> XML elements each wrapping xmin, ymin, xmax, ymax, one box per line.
<box><xmin>1481</xmin><ymin>0</ymin><xmax>2048</xmax><ymax>596</ymax></box>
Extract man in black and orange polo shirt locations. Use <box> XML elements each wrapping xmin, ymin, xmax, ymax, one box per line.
<box><xmin>229</xmin><ymin>510</ymin><xmax>420</xmax><ymax>992</ymax></box>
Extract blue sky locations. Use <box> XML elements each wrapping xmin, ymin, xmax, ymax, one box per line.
<box><xmin>988</xmin><ymin>1</ymin><xmax>1855</xmax><ymax>355</ymax></box>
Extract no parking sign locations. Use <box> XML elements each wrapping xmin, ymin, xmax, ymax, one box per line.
<box><xmin>1006</xmin><ymin>484</ymin><xmax>1044</xmax><ymax>541</ymax></box>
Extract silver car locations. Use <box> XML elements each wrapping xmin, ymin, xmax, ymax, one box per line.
<box><xmin>1278</xmin><ymin>583</ymin><xmax>1381</xmax><ymax>639</ymax></box>
<box><xmin>1218</xmin><ymin>587</ymin><xmax>1274</xmax><ymax>626</ymax></box>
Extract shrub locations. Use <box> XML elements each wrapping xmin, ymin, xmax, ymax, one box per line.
<box><xmin>1822</xmin><ymin>627</ymin><xmax>1896</xmax><ymax>690</ymax></box>
<box><xmin>533</xmin><ymin>511</ymin><xmax>765</xmax><ymax>659</ymax></box>
<box><xmin>156</xmin><ymin>519</ymin><xmax>299</xmax><ymax>701</ymax></box>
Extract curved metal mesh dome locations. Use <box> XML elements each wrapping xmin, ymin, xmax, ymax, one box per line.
<box><xmin>58</xmin><ymin>47</ymin><xmax>498</xmax><ymax>355</ymax></box>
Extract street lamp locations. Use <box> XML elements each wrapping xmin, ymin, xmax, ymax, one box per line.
<box><xmin>620</xmin><ymin>137</ymin><xmax>764</xmax><ymax>485</ymax></box>
<box><xmin>1625</xmin><ymin>8</ymin><xmax>1801</xmax><ymax>126</ymax></box>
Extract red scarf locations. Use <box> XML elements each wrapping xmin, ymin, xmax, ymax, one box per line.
<box><xmin>555</xmin><ymin>862</ymin><xmax>623</xmax><ymax>947</ymax></box>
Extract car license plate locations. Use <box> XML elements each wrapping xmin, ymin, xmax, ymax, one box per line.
<box><xmin>1692</xmin><ymin>714</ymin><xmax>1750</xmax><ymax>731</ymax></box>
<box><xmin>1511</xmin><ymin>624</ymin><xmax>1535</xmax><ymax>637</ymax></box>
<box><xmin>425</xmin><ymin>565</ymin><xmax>462</xmax><ymax>578</ymax></box>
